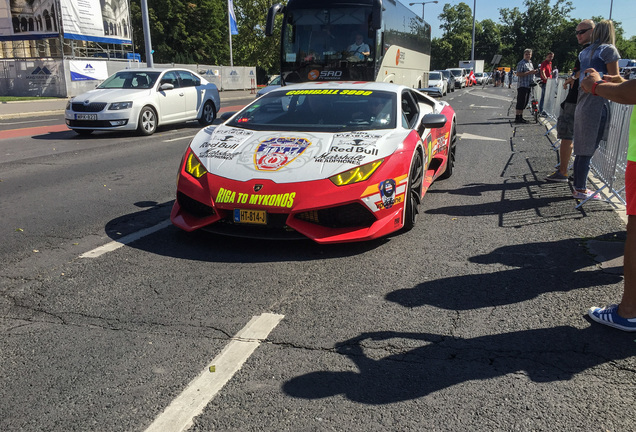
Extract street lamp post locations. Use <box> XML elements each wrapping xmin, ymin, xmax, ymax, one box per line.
<box><xmin>409</xmin><ymin>0</ymin><xmax>438</xmax><ymax>21</ymax></box>
<box><xmin>471</xmin><ymin>0</ymin><xmax>476</xmax><ymax>62</ymax></box>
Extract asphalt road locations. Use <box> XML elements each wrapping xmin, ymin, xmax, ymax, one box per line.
<box><xmin>1</xmin><ymin>88</ymin><xmax>634</xmax><ymax>431</ymax></box>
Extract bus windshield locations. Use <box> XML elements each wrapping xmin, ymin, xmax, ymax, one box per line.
<box><xmin>281</xmin><ymin>6</ymin><xmax>376</xmax><ymax>83</ymax></box>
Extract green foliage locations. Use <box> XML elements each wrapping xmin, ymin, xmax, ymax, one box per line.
<box><xmin>432</xmin><ymin>0</ymin><xmax>634</xmax><ymax>72</ymax></box>
<box><xmin>130</xmin><ymin>0</ymin><xmax>282</xmax><ymax>76</ymax></box>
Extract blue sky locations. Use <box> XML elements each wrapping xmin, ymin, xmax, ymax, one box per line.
<box><xmin>413</xmin><ymin>0</ymin><xmax>635</xmax><ymax>41</ymax></box>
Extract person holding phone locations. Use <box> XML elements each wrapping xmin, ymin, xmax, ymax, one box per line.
<box><xmin>571</xmin><ymin>20</ymin><xmax>620</xmax><ymax>200</ymax></box>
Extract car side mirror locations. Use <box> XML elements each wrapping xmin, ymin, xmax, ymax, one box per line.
<box><xmin>420</xmin><ymin>113</ymin><xmax>447</xmax><ymax>129</ymax></box>
<box><xmin>160</xmin><ymin>83</ymin><xmax>174</xmax><ymax>91</ymax></box>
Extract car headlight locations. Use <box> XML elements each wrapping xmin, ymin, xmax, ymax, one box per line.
<box><xmin>185</xmin><ymin>152</ymin><xmax>208</xmax><ymax>179</ymax></box>
<box><xmin>108</xmin><ymin>101</ymin><xmax>133</xmax><ymax>110</ymax></box>
<box><xmin>329</xmin><ymin>159</ymin><xmax>383</xmax><ymax>186</ymax></box>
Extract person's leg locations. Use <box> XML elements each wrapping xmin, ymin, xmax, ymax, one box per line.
<box><xmin>515</xmin><ymin>87</ymin><xmax>530</xmax><ymax>119</ymax></box>
<box><xmin>559</xmin><ymin>139</ymin><xmax>573</xmax><ymax>176</ymax></box>
<box><xmin>539</xmin><ymin>83</ymin><xmax>546</xmax><ymax>113</ymax></box>
<box><xmin>572</xmin><ymin>155</ymin><xmax>591</xmax><ymax>191</ymax></box>
<box><xmin>619</xmin><ymin>214</ymin><xmax>636</xmax><ymax>318</ymax></box>
<box><xmin>588</xmin><ymin>162</ymin><xmax>636</xmax><ymax>330</ymax></box>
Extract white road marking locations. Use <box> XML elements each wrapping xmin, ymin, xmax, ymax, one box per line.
<box><xmin>79</xmin><ymin>219</ymin><xmax>172</xmax><ymax>258</ymax></box>
<box><xmin>469</xmin><ymin>104</ymin><xmax>500</xmax><ymax>109</ymax></box>
<box><xmin>458</xmin><ymin>132</ymin><xmax>506</xmax><ymax>142</ymax></box>
<box><xmin>163</xmin><ymin>135</ymin><xmax>195</xmax><ymax>142</ymax></box>
<box><xmin>144</xmin><ymin>313</ymin><xmax>285</xmax><ymax>432</ymax></box>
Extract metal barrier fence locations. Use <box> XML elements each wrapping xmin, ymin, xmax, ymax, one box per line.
<box><xmin>536</xmin><ymin>77</ymin><xmax>633</xmax><ymax>207</ymax></box>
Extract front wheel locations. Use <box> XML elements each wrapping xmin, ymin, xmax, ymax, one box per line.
<box><xmin>198</xmin><ymin>100</ymin><xmax>216</xmax><ymax>125</ymax></box>
<box><xmin>138</xmin><ymin>106</ymin><xmax>157</xmax><ymax>136</ymax></box>
<box><xmin>403</xmin><ymin>150</ymin><xmax>424</xmax><ymax>232</ymax></box>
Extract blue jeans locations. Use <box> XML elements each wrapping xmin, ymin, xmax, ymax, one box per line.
<box><xmin>573</xmin><ymin>155</ymin><xmax>592</xmax><ymax>191</ymax></box>
<box><xmin>538</xmin><ymin>82</ymin><xmax>546</xmax><ymax>113</ymax></box>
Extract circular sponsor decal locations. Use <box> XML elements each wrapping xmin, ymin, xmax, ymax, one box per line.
<box><xmin>308</xmin><ymin>70</ymin><xmax>320</xmax><ymax>80</ymax></box>
<box><xmin>258</xmin><ymin>154</ymin><xmax>289</xmax><ymax>170</ymax></box>
<box><xmin>396</xmin><ymin>49</ymin><xmax>400</xmax><ymax>66</ymax></box>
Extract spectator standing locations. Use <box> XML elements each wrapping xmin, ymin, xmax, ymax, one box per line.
<box><xmin>546</xmin><ymin>19</ymin><xmax>595</xmax><ymax>183</ymax></box>
<box><xmin>571</xmin><ymin>20</ymin><xmax>620</xmax><ymax>200</ymax></box>
<box><xmin>508</xmin><ymin>70</ymin><xmax>514</xmax><ymax>88</ymax></box>
<box><xmin>552</xmin><ymin>66</ymin><xmax>559</xmax><ymax>78</ymax></box>
<box><xmin>514</xmin><ymin>49</ymin><xmax>538</xmax><ymax>124</ymax></box>
<box><xmin>581</xmin><ymin>68</ymin><xmax>636</xmax><ymax>331</ymax></box>
<box><xmin>539</xmin><ymin>52</ymin><xmax>554</xmax><ymax>114</ymax></box>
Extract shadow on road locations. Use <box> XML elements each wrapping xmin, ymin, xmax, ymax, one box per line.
<box><xmin>385</xmin><ymin>237</ymin><xmax>623</xmax><ymax>310</ymax></box>
<box><xmin>283</xmin><ymin>325</ymin><xmax>632</xmax><ymax>404</ymax></box>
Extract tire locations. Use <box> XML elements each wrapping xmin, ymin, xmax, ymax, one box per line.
<box><xmin>74</xmin><ymin>129</ymin><xmax>93</xmax><ymax>136</ymax></box>
<box><xmin>439</xmin><ymin>123</ymin><xmax>456</xmax><ymax>180</ymax></box>
<box><xmin>403</xmin><ymin>150</ymin><xmax>424</xmax><ymax>231</ymax></box>
<box><xmin>137</xmin><ymin>106</ymin><xmax>157</xmax><ymax>136</ymax></box>
<box><xmin>198</xmin><ymin>100</ymin><xmax>216</xmax><ymax>125</ymax></box>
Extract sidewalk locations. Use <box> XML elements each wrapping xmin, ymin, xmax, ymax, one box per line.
<box><xmin>0</xmin><ymin>89</ymin><xmax>256</xmax><ymax>120</ymax></box>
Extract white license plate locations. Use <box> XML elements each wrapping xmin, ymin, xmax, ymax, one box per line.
<box><xmin>75</xmin><ymin>114</ymin><xmax>97</xmax><ymax>120</ymax></box>
<box><xmin>233</xmin><ymin>209</ymin><xmax>267</xmax><ymax>225</ymax></box>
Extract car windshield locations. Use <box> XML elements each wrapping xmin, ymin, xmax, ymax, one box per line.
<box><xmin>97</xmin><ymin>71</ymin><xmax>161</xmax><ymax>89</ymax></box>
<box><xmin>226</xmin><ymin>89</ymin><xmax>397</xmax><ymax>132</ymax></box>
<box><xmin>448</xmin><ymin>69</ymin><xmax>462</xmax><ymax>77</ymax></box>
<box><xmin>429</xmin><ymin>72</ymin><xmax>441</xmax><ymax>80</ymax></box>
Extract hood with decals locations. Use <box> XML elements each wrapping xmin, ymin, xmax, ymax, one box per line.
<box><xmin>190</xmin><ymin>125</ymin><xmax>411</xmax><ymax>183</ymax></box>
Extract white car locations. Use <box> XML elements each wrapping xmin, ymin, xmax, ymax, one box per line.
<box><xmin>65</xmin><ymin>68</ymin><xmax>221</xmax><ymax>136</ymax></box>
<box><xmin>420</xmin><ymin>71</ymin><xmax>447</xmax><ymax>97</ymax></box>
<box><xmin>255</xmin><ymin>75</ymin><xmax>282</xmax><ymax>98</ymax></box>
<box><xmin>473</xmin><ymin>72</ymin><xmax>486</xmax><ymax>85</ymax></box>
<box><xmin>446</xmin><ymin>68</ymin><xmax>467</xmax><ymax>89</ymax></box>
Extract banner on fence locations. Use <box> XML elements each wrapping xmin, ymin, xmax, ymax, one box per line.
<box><xmin>69</xmin><ymin>60</ymin><xmax>109</xmax><ymax>81</ymax></box>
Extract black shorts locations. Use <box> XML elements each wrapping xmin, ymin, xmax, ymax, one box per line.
<box><xmin>515</xmin><ymin>87</ymin><xmax>531</xmax><ymax>111</ymax></box>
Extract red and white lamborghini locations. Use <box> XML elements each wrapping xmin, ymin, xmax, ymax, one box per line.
<box><xmin>170</xmin><ymin>81</ymin><xmax>456</xmax><ymax>243</ymax></box>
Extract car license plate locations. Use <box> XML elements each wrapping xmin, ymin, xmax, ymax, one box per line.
<box><xmin>75</xmin><ymin>114</ymin><xmax>97</xmax><ymax>120</ymax></box>
<box><xmin>234</xmin><ymin>209</ymin><xmax>267</xmax><ymax>225</ymax></box>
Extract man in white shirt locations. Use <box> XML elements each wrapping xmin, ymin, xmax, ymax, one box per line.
<box><xmin>347</xmin><ymin>34</ymin><xmax>370</xmax><ymax>61</ymax></box>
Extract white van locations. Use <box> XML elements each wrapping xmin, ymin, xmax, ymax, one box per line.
<box><xmin>446</xmin><ymin>68</ymin><xmax>467</xmax><ymax>89</ymax></box>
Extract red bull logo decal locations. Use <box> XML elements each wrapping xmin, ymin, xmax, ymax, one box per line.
<box><xmin>255</xmin><ymin>137</ymin><xmax>311</xmax><ymax>171</ymax></box>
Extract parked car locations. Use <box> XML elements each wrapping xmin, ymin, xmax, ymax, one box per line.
<box><xmin>436</xmin><ymin>69</ymin><xmax>455</xmax><ymax>93</ymax></box>
<box><xmin>446</xmin><ymin>68</ymin><xmax>467</xmax><ymax>89</ymax></box>
<box><xmin>473</xmin><ymin>72</ymin><xmax>486</xmax><ymax>85</ymax></box>
<box><xmin>255</xmin><ymin>75</ymin><xmax>282</xmax><ymax>98</ymax></box>
<box><xmin>65</xmin><ymin>67</ymin><xmax>220</xmax><ymax>136</ymax></box>
<box><xmin>421</xmin><ymin>71</ymin><xmax>447</xmax><ymax>97</ymax></box>
<box><xmin>170</xmin><ymin>81</ymin><xmax>457</xmax><ymax>244</ymax></box>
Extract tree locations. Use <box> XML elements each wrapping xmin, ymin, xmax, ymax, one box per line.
<box><xmin>499</xmin><ymin>0</ymin><xmax>573</xmax><ymax>67</ymax></box>
<box><xmin>432</xmin><ymin>2</ymin><xmax>475</xmax><ymax>68</ymax></box>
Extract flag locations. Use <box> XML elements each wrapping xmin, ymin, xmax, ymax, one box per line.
<box><xmin>228</xmin><ymin>0</ymin><xmax>238</xmax><ymax>35</ymax></box>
